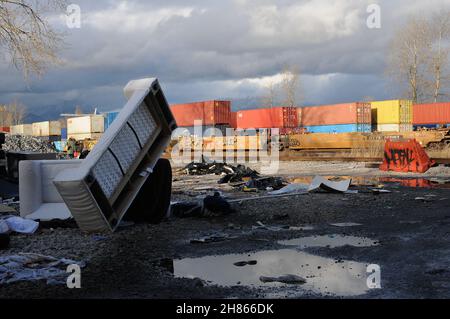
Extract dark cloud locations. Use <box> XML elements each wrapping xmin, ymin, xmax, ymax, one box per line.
<box><xmin>0</xmin><ymin>0</ymin><xmax>448</xmax><ymax>117</ymax></box>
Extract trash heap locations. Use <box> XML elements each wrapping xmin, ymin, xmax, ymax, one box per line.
<box><xmin>2</xmin><ymin>135</ymin><xmax>56</xmax><ymax>153</ymax></box>
<box><xmin>183</xmin><ymin>161</ymin><xmax>259</xmax><ymax>183</ymax></box>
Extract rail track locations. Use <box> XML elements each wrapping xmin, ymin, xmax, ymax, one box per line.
<box><xmin>165</xmin><ymin>149</ymin><xmax>450</xmax><ymax>165</ymax></box>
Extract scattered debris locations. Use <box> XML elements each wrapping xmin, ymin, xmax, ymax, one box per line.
<box><xmin>172</xmin><ymin>192</ymin><xmax>234</xmax><ymax>218</ymax></box>
<box><xmin>259</xmin><ymin>274</ymin><xmax>307</xmax><ymax>285</ymax></box>
<box><xmin>1</xmin><ymin>217</ymin><xmax>39</xmax><ymax>234</ymax></box>
<box><xmin>0</xmin><ymin>253</ymin><xmax>85</xmax><ymax>285</ymax></box>
<box><xmin>190</xmin><ymin>233</ymin><xmax>237</xmax><ymax>244</ymax></box>
<box><xmin>242</xmin><ymin>177</ymin><xmax>286</xmax><ymax>192</ymax></box>
<box><xmin>268</xmin><ymin>183</ymin><xmax>309</xmax><ymax>195</ymax></box>
<box><xmin>308</xmin><ymin>176</ymin><xmax>351</xmax><ymax>193</ymax></box>
<box><xmin>253</xmin><ymin>221</ymin><xmax>290</xmax><ymax>232</ymax></box>
<box><xmin>371</xmin><ymin>189</ymin><xmax>392</xmax><ymax>194</ymax></box>
<box><xmin>2</xmin><ymin>135</ymin><xmax>56</xmax><ymax>153</ymax></box>
<box><xmin>330</xmin><ymin>223</ymin><xmax>362</xmax><ymax>227</ymax></box>
<box><xmin>203</xmin><ymin>192</ymin><xmax>235</xmax><ymax>216</ymax></box>
<box><xmin>233</xmin><ymin>260</ymin><xmax>257</xmax><ymax>267</ymax></box>
<box><xmin>183</xmin><ymin>161</ymin><xmax>259</xmax><ymax>184</ymax></box>
<box><xmin>171</xmin><ymin>202</ymin><xmax>203</xmax><ymax>218</ymax></box>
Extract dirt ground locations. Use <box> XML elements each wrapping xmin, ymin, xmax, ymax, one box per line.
<box><xmin>1</xmin><ymin>161</ymin><xmax>450</xmax><ymax>299</ymax></box>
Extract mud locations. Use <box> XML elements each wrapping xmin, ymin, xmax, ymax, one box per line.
<box><xmin>1</xmin><ymin>161</ymin><xmax>450</xmax><ymax>299</ymax></box>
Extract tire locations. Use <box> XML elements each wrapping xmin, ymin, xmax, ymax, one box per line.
<box><xmin>125</xmin><ymin>158</ymin><xmax>172</xmax><ymax>224</ymax></box>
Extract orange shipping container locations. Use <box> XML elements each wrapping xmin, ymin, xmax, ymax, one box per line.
<box><xmin>413</xmin><ymin>102</ymin><xmax>450</xmax><ymax>125</ymax></box>
<box><xmin>170</xmin><ymin>100</ymin><xmax>231</xmax><ymax>126</ymax></box>
<box><xmin>299</xmin><ymin>102</ymin><xmax>371</xmax><ymax>126</ymax></box>
<box><xmin>236</xmin><ymin>107</ymin><xmax>298</xmax><ymax>129</ymax></box>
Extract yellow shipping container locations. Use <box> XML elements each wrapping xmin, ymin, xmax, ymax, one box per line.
<box><xmin>370</xmin><ymin>100</ymin><xmax>413</xmax><ymax>126</ymax></box>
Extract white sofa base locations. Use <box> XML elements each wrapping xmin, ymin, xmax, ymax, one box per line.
<box><xmin>19</xmin><ymin>160</ymin><xmax>83</xmax><ymax>221</ymax></box>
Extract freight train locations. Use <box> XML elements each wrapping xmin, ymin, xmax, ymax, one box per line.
<box><xmin>3</xmin><ymin>100</ymin><xmax>450</xmax><ymax>156</ymax></box>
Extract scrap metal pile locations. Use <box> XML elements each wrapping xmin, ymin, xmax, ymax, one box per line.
<box><xmin>183</xmin><ymin>161</ymin><xmax>260</xmax><ymax>183</ymax></box>
<box><xmin>2</xmin><ymin>135</ymin><xmax>56</xmax><ymax>153</ymax></box>
<box><xmin>182</xmin><ymin>161</ymin><xmax>288</xmax><ymax>191</ymax></box>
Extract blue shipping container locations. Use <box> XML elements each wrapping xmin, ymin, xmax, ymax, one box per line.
<box><xmin>305</xmin><ymin>124</ymin><xmax>371</xmax><ymax>134</ymax></box>
<box><xmin>61</xmin><ymin>128</ymin><xmax>67</xmax><ymax>140</ymax></box>
<box><xmin>104</xmin><ymin>112</ymin><xmax>119</xmax><ymax>131</ymax></box>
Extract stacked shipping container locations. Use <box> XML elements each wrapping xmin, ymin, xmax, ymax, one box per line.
<box><xmin>170</xmin><ymin>100</ymin><xmax>232</xmax><ymax>136</ymax></box>
<box><xmin>370</xmin><ymin>100</ymin><xmax>413</xmax><ymax>132</ymax></box>
<box><xmin>236</xmin><ymin>107</ymin><xmax>297</xmax><ymax>129</ymax></box>
<box><xmin>171</xmin><ymin>101</ymin><xmax>231</xmax><ymax>126</ymax></box>
<box><xmin>413</xmin><ymin>102</ymin><xmax>450</xmax><ymax>128</ymax></box>
<box><xmin>298</xmin><ymin>103</ymin><xmax>372</xmax><ymax>133</ymax></box>
<box><xmin>67</xmin><ymin>115</ymin><xmax>104</xmax><ymax>140</ymax></box>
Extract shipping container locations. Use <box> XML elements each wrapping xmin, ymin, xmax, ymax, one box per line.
<box><xmin>373</xmin><ymin>124</ymin><xmax>414</xmax><ymax>132</ymax></box>
<box><xmin>67</xmin><ymin>115</ymin><xmax>104</xmax><ymax>134</ymax></box>
<box><xmin>230</xmin><ymin>112</ymin><xmax>237</xmax><ymax>129</ymax></box>
<box><xmin>305</xmin><ymin>124</ymin><xmax>372</xmax><ymax>134</ymax></box>
<box><xmin>68</xmin><ymin>132</ymin><xmax>103</xmax><ymax>141</ymax></box>
<box><xmin>10</xmin><ymin>124</ymin><xmax>33</xmax><ymax>136</ymax></box>
<box><xmin>104</xmin><ymin>111</ymin><xmax>120</xmax><ymax>131</ymax></box>
<box><xmin>170</xmin><ymin>100</ymin><xmax>231</xmax><ymax>126</ymax></box>
<box><xmin>370</xmin><ymin>100</ymin><xmax>412</xmax><ymax>125</ymax></box>
<box><xmin>236</xmin><ymin>107</ymin><xmax>297</xmax><ymax>129</ymax></box>
<box><xmin>61</xmin><ymin>128</ymin><xmax>68</xmax><ymax>140</ymax></box>
<box><xmin>413</xmin><ymin>102</ymin><xmax>450</xmax><ymax>125</ymax></box>
<box><xmin>299</xmin><ymin>103</ymin><xmax>371</xmax><ymax>127</ymax></box>
<box><xmin>32</xmin><ymin>121</ymin><xmax>61</xmax><ymax>137</ymax></box>
<box><xmin>0</xmin><ymin>127</ymin><xmax>10</xmax><ymax>133</ymax></box>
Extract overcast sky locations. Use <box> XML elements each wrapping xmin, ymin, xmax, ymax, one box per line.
<box><xmin>0</xmin><ymin>0</ymin><xmax>449</xmax><ymax>114</ymax></box>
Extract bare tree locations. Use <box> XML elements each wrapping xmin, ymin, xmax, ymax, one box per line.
<box><xmin>0</xmin><ymin>0</ymin><xmax>65</xmax><ymax>78</ymax></box>
<box><xmin>280</xmin><ymin>65</ymin><xmax>301</xmax><ymax>107</ymax></box>
<box><xmin>262</xmin><ymin>80</ymin><xmax>276</xmax><ymax>108</ymax></box>
<box><xmin>427</xmin><ymin>11</ymin><xmax>450</xmax><ymax>102</ymax></box>
<box><xmin>387</xmin><ymin>17</ymin><xmax>431</xmax><ymax>103</ymax></box>
<box><xmin>8</xmin><ymin>99</ymin><xmax>26</xmax><ymax>124</ymax></box>
<box><xmin>0</xmin><ymin>100</ymin><xmax>26</xmax><ymax>126</ymax></box>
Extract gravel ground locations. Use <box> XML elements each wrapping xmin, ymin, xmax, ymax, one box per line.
<box><xmin>1</xmin><ymin>161</ymin><xmax>450</xmax><ymax>299</ymax></box>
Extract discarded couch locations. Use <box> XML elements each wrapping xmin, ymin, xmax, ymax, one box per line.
<box><xmin>19</xmin><ymin>160</ymin><xmax>83</xmax><ymax>221</ymax></box>
<box><xmin>53</xmin><ymin>78</ymin><xmax>176</xmax><ymax>232</ymax></box>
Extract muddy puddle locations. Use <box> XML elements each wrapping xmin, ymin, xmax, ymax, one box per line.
<box><xmin>289</xmin><ymin>176</ymin><xmax>450</xmax><ymax>189</ymax></box>
<box><xmin>173</xmin><ymin>235</ymin><xmax>379</xmax><ymax>297</ymax></box>
<box><xmin>173</xmin><ymin>249</ymin><xmax>371</xmax><ymax>297</ymax></box>
<box><xmin>278</xmin><ymin>235</ymin><xmax>379</xmax><ymax>248</ymax></box>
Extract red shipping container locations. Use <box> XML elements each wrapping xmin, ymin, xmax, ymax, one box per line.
<box><xmin>413</xmin><ymin>102</ymin><xmax>450</xmax><ymax>125</ymax></box>
<box><xmin>0</xmin><ymin>127</ymin><xmax>10</xmax><ymax>133</ymax></box>
<box><xmin>170</xmin><ymin>100</ymin><xmax>231</xmax><ymax>126</ymax></box>
<box><xmin>230</xmin><ymin>112</ymin><xmax>237</xmax><ymax>129</ymax></box>
<box><xmin>236</xmin><ymin>107</ymin><xmax>298</xmax><ymax>129</ymax></box>
<box><xmin>299</xmin><ymin>102</ymin><xmax>371</xmax><ymax>126</ymax></box>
